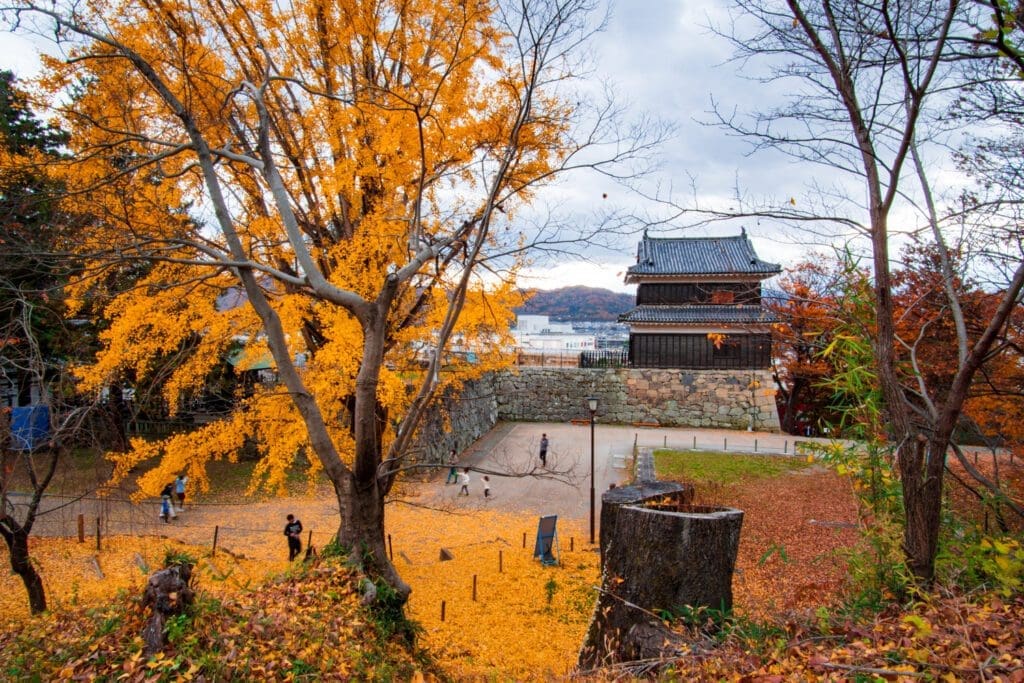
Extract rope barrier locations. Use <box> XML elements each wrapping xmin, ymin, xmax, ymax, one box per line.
<box><xmin>6</xmin><ymin>490</ymin><xmax>342</xmax><ymax>510</ymax></box>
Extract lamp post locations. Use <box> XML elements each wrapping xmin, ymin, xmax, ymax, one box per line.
<box><xmin>586</xmin><ymin>396</ymin><xmax>598</xmax><ymax>545</ymax></box>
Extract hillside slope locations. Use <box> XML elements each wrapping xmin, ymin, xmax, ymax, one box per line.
<box><xmin>0</xmin><ymin>550</ymin><xmax>436</xmax><ymax>681</ymax></box>
<box><xmin>516</xmin><ymin>286</ymin><xmax>633</xmax><ymax>322</ymax></box>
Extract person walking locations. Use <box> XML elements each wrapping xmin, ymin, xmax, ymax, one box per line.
<box><xmin>445</xmin><ymin>448</ymin><xmax>459</xmax><ymax>484</ymax></box>
<box><xmin>174</xmin><ymin>474</ymin><xmax>188</xmax><ymax>511</ymax></box>
<box><xmin>539</xmin><ymin>433</ymin><xmax>549</xmax><ymax>467</ymax></box>
<box><xmin>483</xmin><ymin>475</ymin><xmax>491</xmax><ymax>499</ymax></box>
<box><xmin>458</xmin><ymin>468</ymin><xmax>470</xmax><ymax>496</ymax></box>
<box><xmin>159</xmin><ymin>482</ymin><xmax>176</xmax><ymax>522</ymax></box>
<box><xmin>284</xmin><ymin>514</ymin><xmax>303</xmax><ymax>561</ymax></box>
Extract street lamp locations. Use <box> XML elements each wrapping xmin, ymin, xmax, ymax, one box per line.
<box><xmin>586</xmin><ymin>396</ymin><xmax>598</xmax><ymax>545</ymax></box>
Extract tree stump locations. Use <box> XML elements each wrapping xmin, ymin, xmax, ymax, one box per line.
<box><xmin>141</xmin><ymin>563</ymin><xmax>195</xmax><ymax>655</ymax></box>
<box><xmin>579</xmin><ymin>487</ymin><xmax>742</xmax><ymax>671</ymax></box>
<box><xmin>598</xmin><ymin>481</ymin><xmax>693</xmax><ymax>564</ymax></box>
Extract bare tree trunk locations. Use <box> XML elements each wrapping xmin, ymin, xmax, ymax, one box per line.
<box><xmin>106</xmin><ymin>382</ymin><xmax>130</xmax><ymax>452</ymax></box>
<box><xmin>1</xmin><ymin>411</ymin><xmax>50</xmax><ymax>615</ymax></box>
<box><xmin>897</xmin><ymin>437</ymin><xmax>935</xmax><ymax>581</ymax></box>
<box><xmin>334</xmin><ymin>307</ymin><xmax>410</xmax><ymax>602</ymax></box>
<box><xmin>334</xmin><ymin>474</ymin><xmax>410</xmax><ymax>602</ymax></box>
<box><xmin>3</xmin><ymin>528</ymin><xmax>46</xmax><ymax>614</ymax></box>
<box><xmin>777</xmin><ymin>375</ymin><xmax>810</xmax><ymax>435</ymax></box>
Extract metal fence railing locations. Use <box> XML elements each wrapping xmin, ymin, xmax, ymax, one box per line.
<box><xmin>514</xmin><ymin>348</ymin><xmax>629</xmax><ymax>369</ymax></box>
<box><xmin>579</xmin><ymin>349</ymin><xmax>629</xmax><ymax>368</ymax></box>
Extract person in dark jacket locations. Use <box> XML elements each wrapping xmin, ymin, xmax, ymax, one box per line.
<box><xmin>445</xmin><ymin>448</ymin><xmax>459</xmax><ymax>484</ymax></box>
<box><xmin>284</xmin><ymin>514</ymin><xmax>303</xmax><ymax>561</ymax></box>
<box><xmin>159</xmin><ymin>482</ymin><xmax>176</xmax><ymax>522</ymax></box>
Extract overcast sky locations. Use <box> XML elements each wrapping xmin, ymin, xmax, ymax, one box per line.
<box><xmin>511</xmin><ymin>0</ymin><xmax>823</xmax><ymax>293</ymax></box>
<box><xmin>0</xmin><ymin>1</ymin><xmax>841</xmax><ymax>294</ymax></box>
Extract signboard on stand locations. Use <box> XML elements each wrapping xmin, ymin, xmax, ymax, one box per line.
<box><xmin>534</xmin><ymin>515</ymin><xmax>559</xmax><ymax>566</ymax></box>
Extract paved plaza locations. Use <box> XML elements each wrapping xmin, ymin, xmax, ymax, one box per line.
<box><xmin>430</xmin><ymin>421</ymin><xmax>834</xmax><ymax>521</ymax></box>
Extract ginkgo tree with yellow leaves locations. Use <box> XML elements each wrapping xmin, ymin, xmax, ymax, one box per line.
<box><xmin>2</xmin><ymin>0</ymin><xmax>659</xmax><ymax>602</ymax></box>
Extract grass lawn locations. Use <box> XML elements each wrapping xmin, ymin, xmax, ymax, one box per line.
<box><xmin>6</xmin><ymin>445</ymin><xmax>326</xmax><ymax>502</ymax></box>
<box><xmin>653</xmin><ymin>448</ymin><xmax>812</xmax><ymax>485</ymax></box>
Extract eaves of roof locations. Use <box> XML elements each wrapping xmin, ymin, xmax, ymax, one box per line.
<box><xmin>625</xmin><ymin>232</ymin><xmax>782</xmax><ymax>281</ymax></box>
<box><xmin>618</xmin><ymin>304</ymin><xmax>778</xmax><ymax>325</ymax></box>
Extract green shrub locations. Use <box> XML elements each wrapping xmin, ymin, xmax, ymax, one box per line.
<box><xmin>163</xmin><ymin>548</ymin><xmax>197</xmax><ymax>569</ymax></box>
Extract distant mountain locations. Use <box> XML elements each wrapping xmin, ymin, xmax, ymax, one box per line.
<box><xmin>516</xmin><ymin>286</ymin><xmax>634</xmax><ymax>322</ymax></box>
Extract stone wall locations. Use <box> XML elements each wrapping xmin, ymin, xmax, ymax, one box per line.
<box><xmin>494</xmin><ymin>368</ymin><xmax>780</xmax><ymax>431</ymax></box>
<box><xmin>412</xmin><ymin>377</ymin><xmax>499</xmax><ymax>466</ymax></box>
<box><xmin>412</xmin><ymin>367</ymin><xmax>781</xmax><ymax>465</ymax></box>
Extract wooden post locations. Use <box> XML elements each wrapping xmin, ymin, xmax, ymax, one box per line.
<box><xmin>522</xmin><ymin>532</ymin><xmax>526</xmax><ymax>548</ymax></box>
<box><xmin>784</xmin><ymin>440</ymin><xmax>788</xmax><ymax>454</ymax></box>
<box><xmin>693</xmin><ymin>435</ymin><xmax>696</xmax><ymax>449</ymax></box>
<box><xmin>388</xmin><ymin>534</ymin><xmax>393</xmax><ymax>560</ymax></box>
<box><xmin>754</xmin><ymin>439</ymin><xmax>758</xmax><ymax>452</ymax></box>
<box><xmin>472</xmin><ymin>575</ymin><xmax>477</xmax><ymax>601</ymax></box>
<box><xmin>570</xmin><ymin>537</ymin><xmax>574</xmax><ymax>552</ymax></box>
<box><xmin>77</xmin><ymin>514</ymin><xmax>85</xmax><ymax>543</ymax></box>
<box><xmin>663</xmin><ymin>435</ymin><xmax>667</xmax><ymax>447</ymax></box>
<box><xmin>441</xmin><ymin>601</ymin><xmax>446</xmax><ymax>622</ymax></box>
<box><xmin>499</xmin><ymin>550</ymin><xmax>503</xmax><ymax>573</ymax></box>
<box><xmin>95</xmin><ymin>517</ymin><xmax>101</xmax><ymax>552</ymax></box>
<box><xmin>307</xmin><ymin>530</ymin><xmax>313</xmax><ymax>554</ymax></box>
<box><xmin>212</xmin><ymin>525</ymin><xmax>219</xmax><ymax>557</ymax></box>
<box><xmin>724</xmin><ymin>438</ymin><xmax>727</xmax><ymax>451</ymax></box>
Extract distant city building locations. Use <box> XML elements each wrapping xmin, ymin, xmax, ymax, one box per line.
<box><xmin>514</xmin><ymin>314</ymin><xmax>575</xmax><ymax>335</ymax></box>
<box><xmin>619</xmin><ymin>229</ymin><xmax>780</xmax><ymax>368</ymax></box>
<box><xmin>512</xmin><ymin>314</ymin><xmax>596</xmax><ymax>351</ymax></box>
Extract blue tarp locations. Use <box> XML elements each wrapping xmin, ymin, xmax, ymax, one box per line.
<box><xmin>10</xmin><ymin>405</ymin><xmax>50</xmax><ymax>450</ymax></box>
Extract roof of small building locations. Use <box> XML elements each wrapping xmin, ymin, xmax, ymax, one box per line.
<box><xmin>618</xmin><ymin>304</ymin><xmax>777</xmax><ymax>325</ymax></box>
<box><xmin>625</xmin><ymin>229</ymin><xmax>781</xmax><ymax>281</ymax></box>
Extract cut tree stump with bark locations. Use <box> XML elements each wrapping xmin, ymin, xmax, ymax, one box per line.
<box><xmin>598</xmin><ymin>481</ymin><xmax>693</xmax><ymax>564</ymax></box>
<box><xmin>141</xmin><ymin>562</ymin><xmax>195</xmax><ymax>656</ymax></box>
<box><xmin>580</xmin><ymin>483</ymin><xmax>742</xmax><ymax>670</ymax></box>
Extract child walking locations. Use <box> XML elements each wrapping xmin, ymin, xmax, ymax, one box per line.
<box><xmin>174</xmin><ymin>473</ymin><xmax>188</xmax><ymax>511</ymax></box>
<box><xmin>483</xmin><ymin>476</ymin><xmax>491</xmax><ymax>498</ymax></box>
<box><xmin>458</xmin><ymin>468</ymin><xmax>470</xmax><ymax>496</ymax></box>
<box><xmin>159</xmin><ymin>482</ymin><xmax>176</xmax><ymax>522</ymax></box>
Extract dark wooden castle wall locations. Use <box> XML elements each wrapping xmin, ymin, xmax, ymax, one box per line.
<box><xmin>636</xmin><ymin>282</ymin><xmax>761</xmax><ymax>306</ymax></box>
<box><xmin>628</xmin><ymin>333</ymin><xmax>771</xmax><ymax>369</ymax></box>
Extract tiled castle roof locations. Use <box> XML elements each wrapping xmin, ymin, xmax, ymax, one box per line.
<box><xmin>625</xmin><ymin>230</ymin><xmax>781</xmax><ymax>281</ymax></box>
<box><xmin>618</xmin><ymin>305</ymin><xmax>777</xmax><ymax>325</ymax></box>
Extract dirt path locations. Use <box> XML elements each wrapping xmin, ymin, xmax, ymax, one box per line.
<box><xmin>14</xmin><ymin>423</ymin><xmax>841</xmax><ymax>563</ymax></box>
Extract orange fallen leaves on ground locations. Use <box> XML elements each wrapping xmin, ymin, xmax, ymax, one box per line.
<box><xmin>392</xmin><ymin>509</ymin><xmax>598</xmax><ymax>680</ymax></box>
<box><xmin>0</xmin><ymin>535</ymin><xmax>288</xmax><ymax>626</ymax></box>
<box><xmin>0</xmin><ymin>553</ymin><xmax>428</xmax><ymax>681</ymax></box>
<box><xmin>1</xmin><ymin>467</ymin><xmax>853</xmax><ymax>679</ymax></box>
<box><xmin>3</xmin><ymin>461</ymin><xmax>1021</xmax><ymax>680</ymax></box>
<box><xmin>0</xmin><ymin>506</ymin><xmax>601</xmax><ymax>679</ymax></box>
